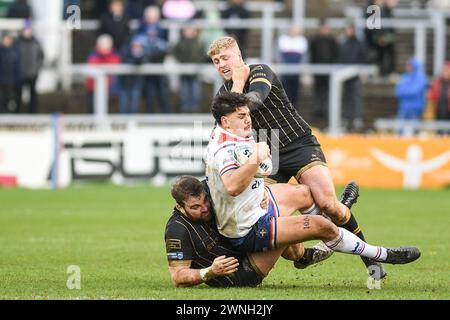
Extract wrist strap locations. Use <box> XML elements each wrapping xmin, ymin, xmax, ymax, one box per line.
<box><xmin>199</xmin><ymin>266</ymin><xmax>215</xmax><ymax>282</ymax></box>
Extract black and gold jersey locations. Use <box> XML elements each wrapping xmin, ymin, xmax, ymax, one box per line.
<box><xmin>164</xmin><ymin>210</ymin><xmax>262</xmax><ymax>287</ymax></box>
<box><xmin>217</xmin><ymin>64</ymin><xmax>312</xmax><ymax>151</ymax></box>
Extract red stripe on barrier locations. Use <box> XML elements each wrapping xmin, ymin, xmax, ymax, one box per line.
<box><xmin>0</xmin><ymin>175</ymin><xmax>17</xmax><ymax>187</ymax></box>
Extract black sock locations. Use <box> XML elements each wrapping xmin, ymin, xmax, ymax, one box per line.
<box><xmin>338</xmin><ymin>212</ymin><xmax>366</xmax><ymax>242</ymax></box>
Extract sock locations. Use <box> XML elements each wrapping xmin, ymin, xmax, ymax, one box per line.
<box><xmin>303</xmin><ymin>203</ymin><xmax>321</xmax><ymax>215</ymax></box>
<box><xmin>325</xmin><ymin>228</ymin><xmax>388</xmax><ymax>261</ymax></box>
<box><xmin>338</xmin><ymin>208</ymin><xmax>366</xmax><ymax>241</ymax></box>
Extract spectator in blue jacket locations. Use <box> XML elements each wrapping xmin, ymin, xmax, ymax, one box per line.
<box><xmin>119</xmin><ymin>35</ymin><xmax>149</xmax><ymax>114</ymax></box>
<box><xmin>395</xmin><ymin>57</ymin><xmax>428</xmax><ymax>135</ymax></box>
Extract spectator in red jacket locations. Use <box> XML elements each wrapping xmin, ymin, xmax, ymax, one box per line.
<box><xmin>86</xmin><ymin>34</ymin><xmax>121</xmax><ymax>114</ymax></box>
<box><xmin>429</xmin><ymin>61</ymin><xmax>450</xmax><ymax>121</ymax></box>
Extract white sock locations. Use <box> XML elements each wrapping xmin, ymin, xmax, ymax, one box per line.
<box><xmin>325</xmin><ymin>228</ymin><xmax>388</xmax><ymax>261</ymax></box>
<box><xmin>303</xmin><ymin>203</ymin><xmax>321</xmax><ymax>215</ymax></box>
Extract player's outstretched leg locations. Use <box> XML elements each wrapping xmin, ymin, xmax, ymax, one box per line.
<box><xmin>340</xmin><ymin>181</ymin><xmax>386</xmax><ymax>279</ymax></box>
<box><xmin>324</xmin><ymin>227</ymin><xmax>421</xmax><ymax>265</ymax></box>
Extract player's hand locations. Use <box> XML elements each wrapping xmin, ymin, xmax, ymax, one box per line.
<box><xmin>252</xmin><ymin>141</ymin><xmax>271</xmax><ymax>163</ymax></box>
<box><xmin>211</xmin><ymin>256</ymin><xmax>239</xmax><ymax>276</ymax></box>
<box><xmin>231</xmin><ymin>61</ymin><xmax>250</xmax><ymax>90</ymax></box>
<box><xmin>260</xmin><ymin>189</ymin><xmax>269</xmax><ymax>209</ymax></box>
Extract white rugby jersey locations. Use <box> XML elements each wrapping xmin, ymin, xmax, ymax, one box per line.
<box><xmin>204</xmin><ymin>125</ymin><xmax>266</xmax><ymax>239</ymax></box>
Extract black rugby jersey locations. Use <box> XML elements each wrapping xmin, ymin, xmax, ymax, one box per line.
<box><xmin>217</xmin><ymin>64</ymin><xmax>312</xmax><ymax>150</ymax></box>
<box><xmin>164</xmin><ymin>210</ymin><xmax>249</xmax><ymax>287</ymax></box>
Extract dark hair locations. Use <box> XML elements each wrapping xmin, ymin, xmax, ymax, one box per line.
<box><xmin>171</xmin><ymin>175</ymin><xmax>205</xmax><ymax>206</ymax></box>
<box><xmin>211</xmin><ymin>92</ymin><xmax>250</xmax><ymax>125</ymax></box>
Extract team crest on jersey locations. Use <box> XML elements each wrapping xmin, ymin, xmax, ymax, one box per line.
<box><xmin>166</xmin><ymin>239</ymin><xmax>182</xmax><ymax>250</ymax></box>
<box><xmin>257</xmin><ymin>228</ymin><xmax>268</xmax><ymax>238</ymax></box>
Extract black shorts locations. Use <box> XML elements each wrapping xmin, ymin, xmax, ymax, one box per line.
<box><xmin>206</xmin><ymin>255</ymin><xmax>264</xmax><ymax>288</ymax></box>
<box><xmin>269</xmin><ymin>134</ymin><xmax>327</xmax><ymax>183</ymax></box>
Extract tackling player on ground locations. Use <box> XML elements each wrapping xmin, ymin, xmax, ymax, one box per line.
<box><xmin>164</xmin><ymin>176</ymin><xmax>385</xmax><ymax>287</ymax></box>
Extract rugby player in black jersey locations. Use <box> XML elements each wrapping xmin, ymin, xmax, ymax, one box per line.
<box><xmin>164</xmin><ymin>176</ymin><xmax>420</xmax><ymax>287</ymax></box>
<box><xmin>207</xmin><ymin>36</ymin><xmax>385</xmax><ymax>278</ymax></box>
<box><xmin>165</xmin><ymin>176</ymin><xmax>312</xmax><ymax>287</ymax></box>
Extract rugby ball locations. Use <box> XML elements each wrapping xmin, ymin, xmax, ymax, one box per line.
<box><xmin>233</xmin><ymin>142</ymin><xmax>273</xmax><ymax>178</ymax></box>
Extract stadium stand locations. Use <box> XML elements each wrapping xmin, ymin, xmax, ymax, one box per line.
<box><xmin>0</xmin><ymin>0</ymin><xmax>449</xmax><ymax>134</ymax></box>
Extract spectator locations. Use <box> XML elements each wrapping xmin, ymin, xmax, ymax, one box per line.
<box><xmin>126</xmin><ymin>0</ymin><xmax>159</xmax><ymax>20</ymax></box>
<box><xmin>395</xmin><ymin>58</ymin><xmax>428</xmax><ymax>135</ymax></box>
<box><xmin>277</xmin><ymin>24</ymin><xmax>308</xmax><ymax>109</ymax></box>
<box><xmin>119</xmin><ymin>35</ymin><xmax>148</xmax><ymax>114</ymax></box>
<box><xmin>221</xmin><ymin>0</ymin><xmax>250</xmax><ymax>55</ymax></box>
<box><xmin>309</xmin><ymin>19</ymin><xmax>338</xmax><ymax>120</ymax></box>
<box><xmin>173</xmin><ymin>25</ymin><xmax>207</xmax><ymax>113</ymax></box>
<box><xmin>142</xmin><ymin>24</ymin><xmax>171</xmax><ymax>113</ymax></box>
<box><xmin>372</xmin><ymin>0</ymin><xmax>397</xmax><ymax>77</ymax></box>
<box><xmin>15</xmin><ymin>22</ymin><xmax>44</xmax><ymax>114</ymax></box>
<box><xmin>137</xmin><ymin>5</ymin><xmax>167</xmax><ymax>41</ymax></box>
<box><xmin>99</xmin><ymin>0</ymin><xmax>131</xmax><ymax>52</ymax></box>
<box><xmin>0</xmin><ymin>33</ymin><xmax>20</xmax><ymax>113</ymax></box>
<box><xmin>86</xmin><ymin>34</ymin><xmax>121</xmax><ymax>114</ymax></box>
<box><xmin>6</xmin><ymin>0</ymin><xmax>32</xmax><ymax>19</ymax></box>
<box><xmin>338</xmin><ymin>24</ymin><xmax>367</xmax><ymax>132</ymax></box>
<box><xmin>429</xmin><ymin>61</ymin><xmax>450</xmax><ymax>121</ymax></box>
<box><xmin>161</xmin><ymin>0</ymin><xmax>196</xmax><ymax>21</ymax></box>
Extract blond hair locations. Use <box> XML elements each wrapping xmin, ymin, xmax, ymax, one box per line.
<box><xmin>207</xmin><ymin>36</ymin><xmax>239</xmax><ymax>57</ymax></box>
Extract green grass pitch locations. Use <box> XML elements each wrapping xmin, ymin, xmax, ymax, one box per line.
<box><xmin>1</xmin><ymin>184</ymin><xmax>449</xmax><ymax>300</ymax></box>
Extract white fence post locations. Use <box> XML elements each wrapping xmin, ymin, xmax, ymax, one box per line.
<box><xmin>292</xmin><ymin>0</ymin><xmax>305</xmax><ymax>26</ymax></box>
<box><xmin>94</xmin><ymin>72</ymin><xmax>108</xmax><ymax>123</ymax></box>
<box><xmin>414</xmin><ymin>23</ymin><xmax>426</xmax><ymax>65</ymax></box>
<box><xmin>329</xmin><ymin>70</ymin><xmax>343</xmax><ymax>136</ymax></box>
<box><xmin>261</xmin><ymin>5</ymin><xmax>274</xmax><ymax>63</ymax></box>
<box><xmin>432</xmin><ymin>11</ymin><xmax>446</xmax><ymax>76</ymax></box>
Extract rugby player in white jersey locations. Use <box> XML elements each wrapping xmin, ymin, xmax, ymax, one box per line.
<box><xmin>204</xmin><ymin>92</ymin><xmax>420</xmax><ymax>266</ymax></box>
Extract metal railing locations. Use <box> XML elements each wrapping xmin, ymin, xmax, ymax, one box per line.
<box><xmin>64</xmin><ymin>62</ymin><xmax>378</xmax><ymax>135</ymax></box>
<box><xmin>345</xmin><ymin>6</ymin><xmax>449</xmax><ymax>76</ymax></box>
<box><xmin>374</xmin><ymin>118</ymin><xmax>450</xmax><ymax>135</ymax></box>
